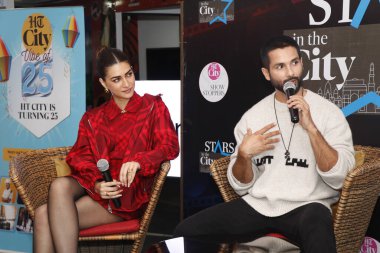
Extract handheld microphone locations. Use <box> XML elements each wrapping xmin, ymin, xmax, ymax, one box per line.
<box><xmin>283</xmin><ymin>81</ymin><xmax>299</xmax><ymax>123</ymax></box>
<box><xmin>97</xmin><ymin>159</ymin><xmax>121</xmax><ymax>208</ymax></box>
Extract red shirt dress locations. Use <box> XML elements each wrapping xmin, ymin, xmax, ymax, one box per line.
<box><xmin>66</xmin><ymin>93</ymin><xmax>179</xmax><ymax>219</ymax></box>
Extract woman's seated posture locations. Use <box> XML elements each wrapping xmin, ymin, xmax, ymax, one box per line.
<box><xmin>33</xmin><ymin>47</ymin><xmax>180</xmax><ymax>253</ymax></box>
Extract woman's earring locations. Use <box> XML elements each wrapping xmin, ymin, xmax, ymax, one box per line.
<box><xmin>104</xmin><ymin>88</ymin><xmax>109</xmax><ymax>93</ymax></box>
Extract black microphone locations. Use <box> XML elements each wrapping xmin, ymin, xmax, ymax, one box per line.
<box><xmin>97</xmin><ymin>159</ymin><xmax>121</xmax><ymax>208</ymax></box>
<box><xmin>283</xmin><ymin>81</ymin><xmax>299</xmax><ymax>123</ymax></box>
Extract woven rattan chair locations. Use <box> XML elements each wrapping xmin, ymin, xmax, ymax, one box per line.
<box><xmin>209</xmin><ymin>145</ymin><xmax>380</xmax><ymax>253</ymax></box>
<box><xmin>9</xmin><ymin>146</ymin><xmax>171</xmax><ymax>253</ymax></box>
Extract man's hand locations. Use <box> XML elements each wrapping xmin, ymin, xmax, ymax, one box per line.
<box><xmin>287</xmin><ymin>94</ymin><xmax>338</xmax><ymax>171</ymax></box>
<box><xmin>238</xmin><ymin>123</ymin><xmax>280</xmax><ymax>159</ymax></box>
<box><xmin>232</xmin><ymin>123</ymin><xmax>280</xmax><ymax>183</ymax></box>
<box><xmin>287</xmin><ymin>95</ymin><xmax>317</xmax><ymax>132</ymax></box>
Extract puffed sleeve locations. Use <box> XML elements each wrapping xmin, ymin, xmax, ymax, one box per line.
<box><xmin>130</xmin><ymin>97</ymin><xmax>180</xmax><ymax>176</ymax></box>
<box><xmin>66</xmin><ymin>113</ymin><xmax>103</xmax><ymax>200</ymax></box>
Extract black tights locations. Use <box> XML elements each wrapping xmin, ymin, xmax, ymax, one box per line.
<box><xmin>33</xmin><ymin>177</ymin><xmax>123</xmax><ymax>253</ymax></box>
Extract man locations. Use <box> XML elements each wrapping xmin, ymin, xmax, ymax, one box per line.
<box><xmin>2</xmin><ymin>178</ymin><xmax>13</xmax><ymax>203</ymax></box>
<box><xmin>174</xmin><ymin>35</ymin><xmax>355</xmax><ymax>253</ymax></box>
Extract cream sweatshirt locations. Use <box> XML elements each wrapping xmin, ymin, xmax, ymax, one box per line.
<box><xmin>227</xmin><ymin>90</ymin><xmax>355</xmax><ymax>217</ymax></box>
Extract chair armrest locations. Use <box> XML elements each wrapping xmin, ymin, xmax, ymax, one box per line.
<box><xmin>334</xmin><ymin>145</ymin><xmax>380</xmax><ymax>253</ymax></box>
<box><xmin>210</xmin><ymin>156</ymin><xmax>240</xmax><ymax>202</ymax></box>
<box><xmin>9</xmin><ymin>147</ymin><xmax>71</xmax><ymax>219</ymax></box>
<box><xmin>138</xmin><ymin>161</ymin><xmax>171</xmax><ymax>234</ymax></box>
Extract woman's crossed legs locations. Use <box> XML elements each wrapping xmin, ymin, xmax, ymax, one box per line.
<box><xmin>33</xmin><ymin>177</ymin><xmax>123</xmax><ymax>253</ymax></box>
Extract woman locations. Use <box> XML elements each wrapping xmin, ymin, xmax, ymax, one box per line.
<box><xmin>33</xmin><ymin>47</ymin><xmax>180</xmax><ymax>253</ymax></box>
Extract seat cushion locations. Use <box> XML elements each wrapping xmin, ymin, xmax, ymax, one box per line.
<box><xmin>242</xmin><ymin>235</ymin><xmax>300</xmax><ymax>252</ymax></box>
<box><xmin>354</xmin><ymin>150</ymin><xmax>365</xmax><ymax>167</ymax></box>
<box><xmin>266</xmin><ymin>233</ymin><xmax>287</xmax><ymax>240</ymax></box>
<box><xmin>79</xmin><ymin>219</ymin><xmax>140</xmax><ymax>237</ymax></box>
<box><xmin>52</xmin><ymin>155</ymin><xmax>71</xmax><ymax>177</ymax></box>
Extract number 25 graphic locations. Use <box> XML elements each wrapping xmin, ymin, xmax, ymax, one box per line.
<box><xmin>22</xmin><ymin>61</ymin><xmax>53</xmax><ymax>97</ymax></box>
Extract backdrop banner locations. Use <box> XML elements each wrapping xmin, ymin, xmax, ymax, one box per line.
<box><xmin>0</xmin><ymin>7</ymin><xmax>85</xmax><ymax>252</ymax></box>
<box><xmin>183</xmin><ymin>0</ymin><xmax>380</xmax><ymax>241</ymax></box>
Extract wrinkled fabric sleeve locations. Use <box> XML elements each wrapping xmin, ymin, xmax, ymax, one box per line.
<box><xmin>227</xmin><ymin>115</ymin><xmax>257</xmax><ymax>196</ymax></box>
<box><xmin>129</xmin><ymin>98</ymin><xmax>179</xmax><ymax>176</ymax></box>
<box><xmin>317</xmin><ymin>106</ymin><xmax>355</xmax><ymax>190</ymax></box>
<box><xmin>66</xmin><ymin>113</ymin><xmax>103</xmax><ymax>200</ymax></box>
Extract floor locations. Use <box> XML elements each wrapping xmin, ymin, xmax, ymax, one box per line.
<box><xmin>141</xmin><ymin>177</ymin><xmax>180</xmax><ymax>252</ymax></box>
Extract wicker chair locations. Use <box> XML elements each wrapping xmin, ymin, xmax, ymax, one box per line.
<box><xmin>209</xmin><ymin>145</ymin><xmax>380</xmax><ymax>253</ymax></box>
<box><xmin>9</xmin><ymin>146</ymin><xmax>171</xmax><ymax>253</ymax></box>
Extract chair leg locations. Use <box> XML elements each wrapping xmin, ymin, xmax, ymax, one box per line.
<box><xmin>130</xmin><ymin>235</ymin><xmax>145</xmax><ymax>253</ymax></box>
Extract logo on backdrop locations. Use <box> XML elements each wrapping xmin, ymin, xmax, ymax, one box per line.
<box><xmin>199</xmin><ymin>140</ymin><xmax>235</xmax><ymax>173</ymax></box>
<box><xmin>360</xmin><ymin>236</ymin><xmax>379</xmax><ymax>253</ymax></box>
<box><xmin>22</xmin><ymin>14</ymin><xmax>52</xmax><ymax>56</ymax></box>
<box><xmin>308</xmin><ymin>0</ymin><xmax>380</xmax><ymax>29</ymax></box>
<box><xmin>21</xmin><ymin>14</ymin><xmax>53</xmax><ymax>97</ymax></box>
<box><xmin>199</xmin><ymin>0</ymin><xmax>234</xmax><ymax>24</ymax></box>
<box><xmin>199</xmin><ymin>62</ymin><xmax>229</xmax><ymax>102</ymax></box>
<box><xmin>7</xmin><ymin>13</ymin><xmax>72</xmax><ymax>138</ymax></box>
<box><xmin>284</xmin><ymin>24</ymin><xmax>380</xmax><ymax>116</ymax></box>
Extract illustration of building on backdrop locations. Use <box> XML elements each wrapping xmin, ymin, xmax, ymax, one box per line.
<box><xmin>318</xmin><ymin>63</ymin><xmax>380</xmax><ymax>114</ymax></box>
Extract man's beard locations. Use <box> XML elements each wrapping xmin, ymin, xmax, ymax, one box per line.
<box><xmin>272</xmin><ymin>77</ymin><xmax>303</xmax><ymax>94</ymax></box>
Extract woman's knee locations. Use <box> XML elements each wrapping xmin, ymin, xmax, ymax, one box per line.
<box><xmin>34</xmin><ymin>204</ymin><xmax>49</xmax><ymax>230</ymax></box>
<box><xmin>48</xmin><ymin>177</ymin><xmax>81</xmax><ymax>199</ymax></box>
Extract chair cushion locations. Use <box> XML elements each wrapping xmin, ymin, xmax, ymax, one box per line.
<box><xmin>355</xmin><ymin>150</ymin><xmax>365</xmax><ymax>167</ymax></box>
<box><xmin>79</xmin><ymin>219</ymin><xmax>140</xmax><ymax>237</ymax></box>
<box><xmin>266</xmin><ymin>233</ymin><xmax>287</xmax><ymax>240</ymax></box>
<box><xmin>52</xmin><ymin>155</ymin><xmax>71</xmax><ymax>177</ymax></box>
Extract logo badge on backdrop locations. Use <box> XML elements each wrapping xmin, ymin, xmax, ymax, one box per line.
<box><xmin>199</xmin><ymin>0</ymin><xmax>234</xmax><ymax>24</ymax></box>
<box><xmin>199</xmin><ymin>62</ymin><xmax>229</xmax><ymax>102</ymax></box>
<box><xmin>199</xmin><ymin>140</ymin><xmax>235</xmax><ymax>173</ymax></box>
<box><xmin>360</xmin><ymin>236</ymin><xmax>379</xmax><ymax>253</ymax></box>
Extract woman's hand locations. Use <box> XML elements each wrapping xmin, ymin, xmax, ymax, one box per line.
<box><xmin>95</xmin><ymin>180</ymin><xmax>122</xmax><ymax>199</ymax></box>
<box><xmin>119</xmin><ymin>162</ymin><xmax>141</xmax><ymax>187</ymax></box>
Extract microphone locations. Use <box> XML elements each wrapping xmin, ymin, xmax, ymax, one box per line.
<box><xmin>97</xmin><ymin>158</ymin><xmax>121</xmax><ymax>208</ymax></box>
<box><xmin>283</xmin><ymin>81</ymin><xmax>299</xmax><ymax>123</ymax></box>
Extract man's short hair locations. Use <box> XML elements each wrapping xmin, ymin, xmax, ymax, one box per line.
<box><xmin>260</xmin><ymin>35</ymin><xmax>301</xmax><ymax>69</ymax></box>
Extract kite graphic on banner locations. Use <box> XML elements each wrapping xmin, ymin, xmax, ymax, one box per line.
<box><xmin>0</xmin><ymin>36</ymin><xmax>11</xmax><ymax>82</ymax></box>
<box><xmin>62</xmin><ymin>15</ymin><xmax>80</xmax><ymax>48</ymax></box>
